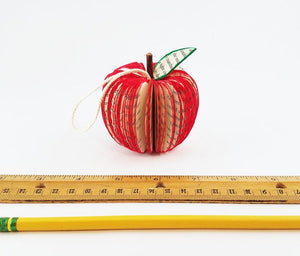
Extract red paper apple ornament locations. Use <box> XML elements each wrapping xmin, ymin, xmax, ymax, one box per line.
<box><xmin>100</xmin><ymin>47</ymin><xmax>199</xmax><ymax>153</ymax></box>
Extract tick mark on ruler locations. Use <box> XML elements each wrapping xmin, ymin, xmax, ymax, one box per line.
<box><xmin>276</xmin><ymin>182</ymin><xmax>286</xmax><ymax>189</ymax></box>
<box><xmin>155</xmin><ymin>182</ymin><xmax>166</xmax><ymax>188</ymax></box>
<box><xmin>35</xmin><ymin>183</ymin><xmax>46</xmax><ymax>189</ymax></box>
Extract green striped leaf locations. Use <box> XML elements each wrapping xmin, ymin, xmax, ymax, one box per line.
<box><xmin>153</xmin><ymin>47</ymin><xmax>196</xmax><ymax>80</ymax></box>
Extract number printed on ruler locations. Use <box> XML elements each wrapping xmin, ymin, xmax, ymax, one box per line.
<box><xmin>1</xmin><ymin>175</ymin><xmax>300</xmax><ymax>203</ymax></box>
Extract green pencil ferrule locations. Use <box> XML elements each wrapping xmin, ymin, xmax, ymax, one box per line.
<box><xmin>0</xmin><ymin>217</ymin><xmax>18</xmax><ymax>232</ymax></box>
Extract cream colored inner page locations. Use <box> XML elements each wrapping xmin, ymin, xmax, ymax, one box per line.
<box><xmin>135</xmin><ymin>81</ymin><xmax>149</xmax><ymax>152</ymax></box>
<box><xmin>162</xmin><ymin>86</ymin><xmax>172</xmax><ymax>151</ymax></box>
<box><xmin>172</xmin><ymin>86</ymin><xmax>181</xmax><ymax>147</ymax></box>
<box><xmin>162</xmin><ymin>84</ymin><xmax>181</xmax><ymax>151</ymax></box>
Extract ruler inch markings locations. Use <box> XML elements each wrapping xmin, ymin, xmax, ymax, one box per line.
<box><xmin>1</xmin><ymin>175</ymin><xmax>300</xmax><ymax>203</ymax></box>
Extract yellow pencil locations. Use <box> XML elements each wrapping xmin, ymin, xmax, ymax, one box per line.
<box><xmin>2</xmin><ymin>215</ymin><xmax>300</xmax><ymax>232</ymax></box>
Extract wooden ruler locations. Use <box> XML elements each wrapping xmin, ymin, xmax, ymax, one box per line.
<box><xmin>1</xmin><ymin>175</ymin><xmax>300</xmax><ymax>203</ymax></box>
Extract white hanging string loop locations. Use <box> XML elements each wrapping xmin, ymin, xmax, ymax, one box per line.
<box><xmin>72</xmin><ymin>68</ymin><xmax>151</xmax><ymax>132</ymax></box>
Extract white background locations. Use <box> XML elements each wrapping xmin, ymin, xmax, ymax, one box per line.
<box><xmin>1</xmin><ymin>0</ymin><xmax>300</xmax><ymax>255</ymax></box>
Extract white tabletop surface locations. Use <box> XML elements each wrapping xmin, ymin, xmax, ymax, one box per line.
<box><xmin>1</xmin><ymin>0</ymin><xmax>300</xmax><ymax>255</ymax></box>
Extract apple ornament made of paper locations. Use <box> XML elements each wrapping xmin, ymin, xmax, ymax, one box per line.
<box><xmin>73</xmin><ymin>47</ymin><xmax>199</xmax><ymax>153</ymax></box>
